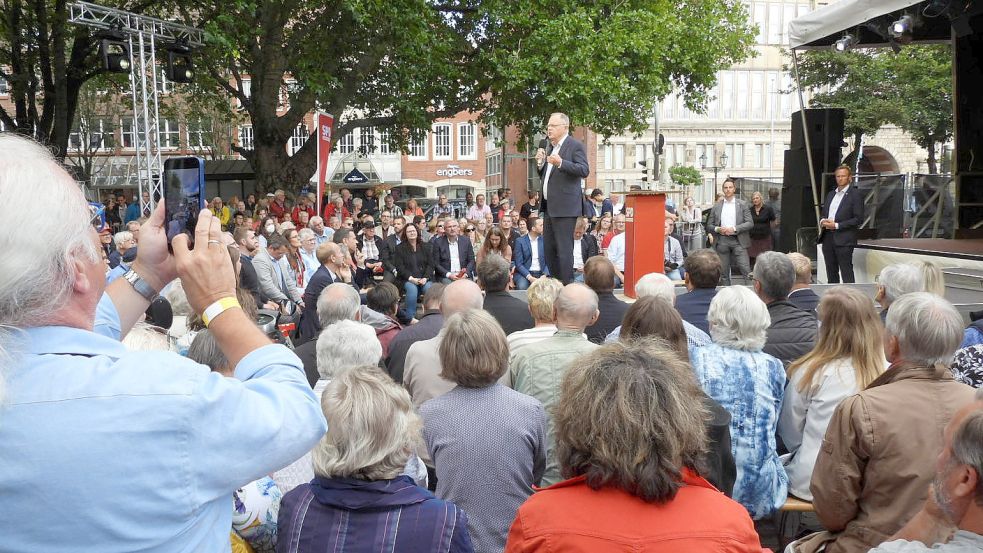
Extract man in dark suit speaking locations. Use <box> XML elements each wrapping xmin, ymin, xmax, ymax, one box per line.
<box><xmin>537</xmin><ymin>112</ymin><xmax>590</xmax><ymax>284</ymax></box>
<box><xmin>819</xmin><ymin>164</ymin><xmax>865</xmax><ymax>283</ymax></box>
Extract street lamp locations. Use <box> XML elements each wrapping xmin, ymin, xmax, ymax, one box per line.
<box><xmin>700</xmin><ymin>151</ymin><xmax>728</xmax><ymax>204</ymax></box>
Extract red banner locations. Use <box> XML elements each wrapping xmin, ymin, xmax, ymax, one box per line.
<box><xmin>316</xmin><ymin>112</ymin><xmax>335</xmax><ymax>217</ymax></box>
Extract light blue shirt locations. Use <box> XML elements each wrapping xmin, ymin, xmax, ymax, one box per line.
<box><xmin>0</xmin><ymin>293</ymin><xmax>327</xmax><ymax>553</ymax></box>
<box><xmin>300</xmin><ymin>249</ymin><xmax>320</xmax><ymax>288</ymax></box>
<box><xmin>314</xmin><ymin>228</ymin><xmax>334</xmax><ymax>246</ymax></box>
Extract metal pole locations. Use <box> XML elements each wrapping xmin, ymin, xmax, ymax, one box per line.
<box><xmin>791</xmin><ymin>49</ymin><xmax>822</xmax><ymax>226</ymax></box>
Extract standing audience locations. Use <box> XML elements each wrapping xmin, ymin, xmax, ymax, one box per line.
<box><xmin>421</xmin><ymin>310</ymin><xmax>547</xmax><ymax>553</ymax></box>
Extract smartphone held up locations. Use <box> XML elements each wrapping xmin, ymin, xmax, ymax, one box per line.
<box><xmin>162</xmin><ymin>157</ymin><xmax>206</xmax><ymax>248</ymax></box>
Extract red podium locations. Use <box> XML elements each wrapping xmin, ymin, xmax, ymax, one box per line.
<box><xmin>624</xmin><ymin>191</ymin><xmax>667</xmax><ymax>298</ymax></box>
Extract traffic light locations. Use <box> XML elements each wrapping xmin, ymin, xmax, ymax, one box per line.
<box><xmin>98</xmin><ymin>30</ymin><xmax>131</xmax><ymax>74</ymax></box>
<box><xmin>164</xmin><ymin>42</ymin><xmax>194</xmax><ymax>83</ymax></box>
<box><xmin>637</xmin><ymin>158</ymin><xmax>650</xmax><ymax>183</ymax></box>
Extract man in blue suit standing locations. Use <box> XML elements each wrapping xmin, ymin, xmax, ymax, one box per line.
<box><xmin>537</xmin><ymin>112</ymin><xmax>590</xmax><ymax>284</ymax></box>
<box><xmin>819</xmin><ymin>164</ymin><xmax>865</xmax><ymax>283</ymax></box>
<box><xmin>513</xmin><ymin>216</ymin><xmax>549</xmax><ymax>290</ymax></box>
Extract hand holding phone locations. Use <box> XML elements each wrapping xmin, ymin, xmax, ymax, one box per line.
<box><xmin>163</xmin><ymin>157</ymin><xmax>206</xmax><ymax>248</ymax></box>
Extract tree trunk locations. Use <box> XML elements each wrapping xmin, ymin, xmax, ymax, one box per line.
<box><xmin>249</xmin><ymin>137</ymin><xmax>316</xmax><ymax>194</ymax></box>
<box><xmin>926</xmin><ymin>142</ymin><xmax>938</xmax><ymax>174</ymax></box>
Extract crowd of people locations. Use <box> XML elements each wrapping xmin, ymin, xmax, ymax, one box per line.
<box><xmin>4</xmin><ymin>129</ymin><xmax>983</xmax><ymax>553</ymax></box>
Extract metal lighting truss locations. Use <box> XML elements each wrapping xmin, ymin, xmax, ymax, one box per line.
<box><xmin>69</xmin><ymin>2</ymin><xmax>204</xmax><ymax>216</ymax></box>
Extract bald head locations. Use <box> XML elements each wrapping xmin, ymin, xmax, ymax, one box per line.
<box><xmin>440</xmin><ymin>279</ymin><xmax>484</xmax><ymax>318</ymax></box>
<box><xmin>316</xmin><ymin>241</ymin><xmax>341</xmax><ymax>266</ymax></box>
<box><xmin>554</xmin><ymin>283</ymin><xmax>600</xmax><ymax>331</ymax></box>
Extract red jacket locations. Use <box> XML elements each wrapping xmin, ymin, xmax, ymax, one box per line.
<box><xmin>269</xmin><ymin>200</ymin><xmax>287</xmax><ymax>221</ymax></box>
<box><xmin>292</xmin><ymin>205</ymin><xmax>315</xmax><ymax>226</ymax></box>
<box><xmin>325</xmin><ymin>203</ymin><xmax>351</xmax><ymax>221</ymax></box>
<box><xmin>506</xmin><ymin>470</ymin><xmax>769</xmax><ymax>553</ymax></box>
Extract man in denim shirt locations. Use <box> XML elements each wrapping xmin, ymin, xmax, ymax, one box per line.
<box><xmin>0</xmin><ymin>134</ymin><xmax>326</xmax><ymax>553</ymax></box>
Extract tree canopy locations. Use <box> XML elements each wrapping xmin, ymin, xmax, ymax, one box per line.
<box><xmin>793</xmin><ymin>44</ymin><xmax>952</xmax><ymax>172</ymax></box>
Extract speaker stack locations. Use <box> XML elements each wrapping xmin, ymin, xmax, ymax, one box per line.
<box><xmin>779</xmin><ymin>108</ymin><xmax>844</xmax><ymax>252</ymax></box>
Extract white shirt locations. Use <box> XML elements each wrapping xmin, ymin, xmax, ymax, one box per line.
<box><xmin>507</xmin><ymin>325</ymin><xmax>559</xmax><ymax>355</ymax></box>
<box><xmin>870</xmin><ymin>532</ymin><xmax>983</xmax><ymax>552</ymax></box>
<box><xmin>720</xmin><ymin>198</ymin><xmax>737</xmax><ymax>229</ymax></box>
<box><xmin>447</xmin><ymin>238</ymin><xmax>461</xmax><ymax>274</ymax></box>
<box><xmin>828</xmin><ymin>185</ymin><xmax>850</xmax><ymax>226</ymax></box>
<box><xmin>607</xmin><ymin>232</ymin><xmax>626</xmax><ymax>271</ymax></box>
<box><xmin>573</xmin><ymin>238</ymin><xmax>584</xmax><ymax>270</ymax></box>
<box><xmin>529</xmin><ymin>236</ymin><xmax>541</xmax><ymax>272</ymax></box>
<box><xmin>778</xmin><ymin>357</ymin><xmax>885</xmax><ymax>501</ymax></box>
<box><xmin>542</xmin><ymin>134</ymin><xmax>568</xmax><ymax>200</ymax></box>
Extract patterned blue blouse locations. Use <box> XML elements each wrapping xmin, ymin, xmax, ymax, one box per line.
<box><xmin>691</xmin><ymin>343</ymin><xmax>788</xmax><ymax>519</ymax></box>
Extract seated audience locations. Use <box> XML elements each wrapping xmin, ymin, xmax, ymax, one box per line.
<box><xmin>919</xmin><ymin>260</ymin><xmax>947</xmax><ymax>296</ymax></box>
<box><xmin>513</xmin><ymin>216</ymin><xmax>548</xmax><ymax>290</ymax></box>
<box><xmin>365</xmin><ymin>282</ymin><xmax>402</xmax><ymax>358</ymax></box>
<box><xmin>674</xmin><ymin>249</ymin><xmax>722</xmax><ymax>334</ymax></box>
<box><xmin>691</xmin><ymin>286</ymin><xmax>787</xmax><ymax>519</ymax></box>
<box><xmin>507</xmin><ymin>277</ymin><xmax>565</xmax><ymax>353</ymax></box>
<box><xmin>188</xmin><ymin>330</ymin><xmax>282</xmax><ymax>553</ymax></box>
<box><xmin>0</xmin><ymin>134</ymin><xmax>325</xmax><ymax>552</ymax></box>
<box><xmin>477</xmin><ymin>226</ymin><xmax>513</xmax><ymax>265</ymax></box>
<box><xmin>605</xmin><ymin>272</ymin><xmax>711</xmax><ymax>348</ymax></box>
<box><xmin>421</xmin><ymin>309</ymin><xmax>546</xmax><ymax>553</ymax></box>
<box><xmin>778</xmin><ymin>287</ymin><xmax>886</xmax><ymax>502</ymax></box>
<box><xmin>572</xmin><ymin>216</ymin><xmax>600</xmax><ymax>282</ymax></box>
<box><xmin>294</xmin><ymin>282</ymin><xmax>362</xmax><ymax>388</ymax></box>
<box><xmin>393</xmin><ymin>222</ymin><xmax>434</xmax><ymax>320</ymax></box>
<box><xmin>478</xmin><ymin>254</ymin><xmax>535</xmax><ymax>335</ymax></box>
<box><xmin>583</xmin><ymin>256</ymin><xmax>630</xmax><ymax>343</ymax></box>
<box><xmin>296</xmin><ymin>242</ymin><xmax>353</xmax><ymax>344</ymax></box>
<box><xmin>753</xmin><ymin>251</ymin><xmax>818</xmax><ymax>367</ymax></box>
<box><xmin>952</xmin><ymin>344</ymin><xmax>983</xmax><ymax>388</ymax></box>
<box><xmin>386</xmin><ymin>284</ymin><xmax>445</xmax><ymax>384</ymax></box>
<box><xmin>618</xmin><ymin>297</ymin><xmax>737</xmax><ymax>496</ymax></box>
<box><xmin>786</xmin><ymin>252</ymin><xmax>820</xmax><ymax>312</ymax></box>
<box><xmin>509</xmin><ymin>283</ymin><xmax>599</xmax><ymax>485</ymax></box>
<box><xmin>278</xmin><ymin>368</ymin><xmax>474</xmax><ymax>553</ymax></box>
<box><xmin>505</xmin><ymin>339</ymin><xmax>765</xmax><ymax>552</ymax></box>
<box><xmin>432</xmin><ymin>218</ymin><xmax>476</xmax><ymax>283</ymax></box>
<box><xmin>664</xmin><ymin>219</ymin><xmax>684</xmax><ymax>280</ymax></box>
<box><xmin>403</xmin><ymin>280</ymin><xmax>484</xmax><ymax>408</ymax></box>
<box><xmin>962</xmin><ymin>310</ymin><xmax>983</xmax><ymax>350</ymax></box>
<box><xmin>867</xmin><ymin>390</ymin><xmax>983</xmax><ymax>553</ymax></box>
<box><xmin>791</xmin><ymin>293</ymin><xmax>976</xmax><ymax>553</ymax></box>
<box><xmin>875</xmin><ymin>263</ymin><xmax>925</xmax><ymax>322</ymax></box>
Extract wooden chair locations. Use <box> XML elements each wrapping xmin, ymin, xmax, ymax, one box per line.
<box><xmin>777</xmin><ymin>496</ymin><xmax>815</xmax><ymax>550</ymax></box>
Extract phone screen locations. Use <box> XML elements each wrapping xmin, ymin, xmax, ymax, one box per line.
<box><xmin>163</xmin><ymin>157</ymin><xmax>205</xmax><ymax>245</ymax></box>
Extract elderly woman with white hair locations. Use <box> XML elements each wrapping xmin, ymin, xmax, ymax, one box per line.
<box><xmin>875</xmin><ymin>263</ymin><xmax>925</xmax><ymax>322</ymax></box>
<box><xmin>277</xmin><ymin>368</ymin><xmax>474</xmax><ymax>553</ymax></box>
<box><xmin>690</xmin><ymin>286</ymin><xmax>787</xmax><ymax>519</ymax></box>
<box><xmin>604</xmin><ymin>272</ymin><xmax>711</xmax><ymax>348</ymax></box>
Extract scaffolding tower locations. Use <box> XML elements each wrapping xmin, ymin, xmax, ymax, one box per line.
<box><xmin>69</xmin><ymin>2</ymin><xmax>204</xmax><ymax>216</ymax></box>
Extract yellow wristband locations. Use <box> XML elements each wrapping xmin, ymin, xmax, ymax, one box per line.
<box><xmin>201</xmin><ymin>297</ymin><xmax>241</xmax><ymax>327</ymax></box>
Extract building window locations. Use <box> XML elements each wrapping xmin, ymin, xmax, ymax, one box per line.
<box><xmin>433</xmin><ymin>123</ymin><xmax>451</xmax><ymax>159</ymax></box>
<box><xmin>358</xmin><ymin>126</ymin><xmax>375</xmax><ymax>153</ymax></box>
<box><xmin>338</xmin><ymin>131</ymin><xmax>354</xmax><ymax>154</ymax></box>
<box><xmin>634</xmin><ymin>144</ymin><xmax>646</xmax><ymax>165</ymax></box>
<box><xmin>158</xmin><ymin>119</ymin><xmax>181</xmax><ymax>149</ymax></box>
<box><xmin>753</xmin><ymin>2</ymin><xmax>767</xmax><ymax>44</ymax></box>
<box><xmin>736</xmin><ymin>71</ymin><xmax>750</xmax><ymax>119</ymax></box>
<box><xmin>187</xmin><ymin>119</ymin><xmax>211</xmax><ymax>150</ymax></box>
<box><xmin>725</xmin><ymin>144</ymin><xmax>745</xmax><ymax>169</ymax></box>
<box><xmin>120</xmin><ymin>119</ymin><xmax>135</xmax><ymax>149</ymax></box>
<box><xmin>0</xmin><ymin>75</ymin><xmax>8</xmax><ymax>95</ymax></box>
<box><xmin>458</xmin><ymin>122</ymin><xmax>476</xmax><ymax>159</ymax></box>
<box><xmin>378</xmin><ymin>128</ymin><xmax>392</xmax><ymax>155</ymax></box>
<box><xmin>768</xmin><ymin>3</ymin><xmax>783</xmax><ymax>44</ymax></box>
<box><xmin>238</xmin><ymin>125</ymin><xmax>254</xmax><ymax>150</ymax></box>
<box><xmin>409</xmin><ymin>133</ymin><xmax>427</xmax><ymax>159</ymax></box>
<box><xmin>237</xmin><ymin>80</ymin><xmax>251</xmax><ymax>109</ymax></box>
<box><xmin>604</xmin><ymin>144</ymin><xmax>613</xmax><ymax>170</ymax></box>
<box><xmin>289</xmin><ymin>123</ymin><xmax>309</xmax><ymax>155</ymax></box>
<box><xmin>697</xmin><ymin>144</ymin><xmax>717</xmax><ymax>167</ymax></box>
<box><xmin>751</xmin><ymin>72</ymin><xmax>765</xmax><ymax>120</ymax></box>
<box><xmin>155</xmin><ymin>69</ymin><xmax>170</xmax><ymax>95</ymax></box>
<box><xmin>485</xmin><ymin>124</ymin><xmax>502</xmax><ymax>152</ymax></box>
<box><xmin>486</xmin><ymin>152</ymin><xmax>502</xmax><ymax>176</ymax></box>
<box><xmin>614</xmin><ymin>144</ymin><xmax>625</xmax><ymax>169</ymax></box>
<box><xmin>69</xmin><ymin>118</ymin><xmax>113</xmax><ymax>151</ymax></box>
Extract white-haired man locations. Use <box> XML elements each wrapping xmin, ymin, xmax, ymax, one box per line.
<box><xmin>875</xmin><ymin>263</ymin><xmax>926</xmax><ymax>322</ymax></box>
<box><xmin>309</xmin><ymin>215</ymin><xmax>333</xmax><ymax>246</ymax></box>
<box><xmin>791</xmin><ymin>293</ymin><xmax>977</xmax><ymax>553</ymax></box>
<box><xmin>604</xmin><ymin>272</ymin><xmax>711</xmax><ymax>348</ymax></box>
<box><xmin>0</xmin><ymin>134</ymin><xmax>325</xmax><ymax>552</ymax></box>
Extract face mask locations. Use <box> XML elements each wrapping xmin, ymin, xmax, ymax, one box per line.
<box><xmin>265</xmin><ymin>224</ymin><xmax>276</xmax><ymax>233</ymax></box>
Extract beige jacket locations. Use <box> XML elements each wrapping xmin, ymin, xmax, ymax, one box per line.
<box><xmin>794</xmin><ymin>364</ymin><xmax>976</xmax><ymax>553</ymax></box>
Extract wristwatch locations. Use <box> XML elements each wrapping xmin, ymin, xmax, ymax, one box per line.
<box><xmin>122</xmin><ymin>269</ymin><xmax>158</xmax><ymax>302</ymax></box>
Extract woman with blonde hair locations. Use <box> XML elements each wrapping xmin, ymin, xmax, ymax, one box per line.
<box><xmin>778</xmin><ymin>286</ymin><xmax>887</xmax><ymax>501</ymax></box>
<box><xmin>919</xmin><ymin>260</ymin><xmax>946</xmax><ymax>296</ymax></box>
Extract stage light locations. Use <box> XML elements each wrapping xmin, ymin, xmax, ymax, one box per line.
<box><xmin>890</xmin><ymin>14</ymin><xmax>914</xmax><ymax>38</ymax></box>
<box><xmin>98</xmin><ymin>30</ymin><xmax>131</xmax><ymax>73</ymax></box>
<box><xmin>833</xmin><ymin>33</ymin><xmax>857</xmax><ymax>52</ymax></box>
<box><xmin>164</xmin><ymin>41</ymin><xmax>194</xmax><ymax>83</ymax></box>
<box><xmin>922</xmin><ymin>0</ymin><xmax>951</xmax><ymax>18</ymax></box>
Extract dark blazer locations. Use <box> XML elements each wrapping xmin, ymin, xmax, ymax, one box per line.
<box><xmin>296</xmin><ymin>265</ymin><xmax>340</xmax><ymax>344</ymax></box>
<box><xmin>674</xmin><ymin>287</ymin><xmax>719</xmax><ymax>335</ymax></box>
<box><xmin>432</xmin><ymin>235</ymin><xmax>476</xmax><ymax>279</ymax></box>
<box><xmin>293</xmin><ymin>339</ymin><xmax>320</xmax><ymax>388</ymax></box>
<box><xmin>239</xmin><ymin>256</ymin><xmax>264</xmax><ymax>307</ymax></box>
<box><xmin>483</xmin><ymin>291</ymin><xmax>535</xmax><ymax>335</ymax></box>
<box><xmin>393</xmin><ymin>241</ymin><xmax>434</xmax><ymax>284</ymax></box>
<box><xmin>820</xmin><ymin>185</ymin><xmax>865</xmax><ymax>247</ymax></box>
<box><xmin>787</xmin><ymin>287</ymin><xmax>821</xmax><ymax>312</ymax></box>
<box><xmin>513</xmin><ymin>234</ymin><xmax>549</xmax><ymax>278</ymax></box>
<box><xmin>380</xmin><ymin>234</ymin><xmax>400</xmax><ymax>276</ymax></box>
<box><xmin>538</xmin><ymin>135</ymin><xmax>590</xmax><ymax>217</ymax></box>
<box><xmin>706</xmin><ymin>198</ymin><xmax>754</xmax><ymax>248</ymax></box>
<box><xmin>580</xmin><ymin>234</ymin><xmax>600</xmax><ymax>260</ymax></box>
<box><xmin>586</xmin><ymin>291</ymin><xmax>630</xmax><ymax>344</ymax></box>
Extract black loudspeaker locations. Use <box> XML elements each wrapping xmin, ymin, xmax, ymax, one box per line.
<box><xmin>779</xmin><ymin>148</ymin><xmax>841</xmax><ymax>252</ymax></box>
<box><xmin>790</xmin><ymin>108</ymin><xmax>845</xmax><ymax>152</ymax></box>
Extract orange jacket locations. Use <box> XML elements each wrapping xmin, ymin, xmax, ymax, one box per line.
<box><xmin>506</xmin><ymin>470</ymin><xmax>769</xmax><ymax>553</ymax></box>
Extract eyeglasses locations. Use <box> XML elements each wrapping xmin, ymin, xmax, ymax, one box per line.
<box><xmin>467</xmin><ymin>227</ymin><xmax>475</xmax><ymax>232</ymax></box>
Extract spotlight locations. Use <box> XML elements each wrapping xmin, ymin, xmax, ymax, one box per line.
<box><xmin>890</xmin><ymin>14</ymin><xmax>914</xmax><ymax>38</ymax></box>
<box><xmin>833</xmin><ymin>33</ymin><xmax>857</xmax><ymax>52</ymax></box>
<box><xmin>164</xmin><ymin>41</ymin><xmax>194</xmax><ymax>83</ymax></box>
<box><xmin>98</xmin><ymin>30</ymin><xmax>131</xmax><ymax>74</ymax></box>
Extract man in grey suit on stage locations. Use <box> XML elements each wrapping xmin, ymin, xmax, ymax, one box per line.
<box><xmin>706</xmin><ymin>178</ymin><xmax>753</xmax><ymax>285</ymax></box>
<box><xmin>536</xmin><ymin>112</ymin><xmax>590</xmax><ymax>284</ymax></box>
